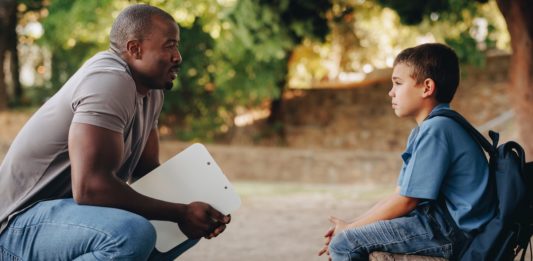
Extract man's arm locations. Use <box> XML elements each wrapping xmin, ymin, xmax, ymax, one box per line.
<box><xmin>130</xmin><ymin>128</ymin><xmax>160</xmax><ymax>183</ymax></box>
<box><xmin>68</xmin><ymin>123</ymin><xmax>229</xmax><ymax>239</ymax></box>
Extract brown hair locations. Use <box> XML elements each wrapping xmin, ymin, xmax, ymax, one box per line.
<box><xmin>394</xmin><ymin>43</ymin><xmax>460</xmax><ymax>103</ymax></box>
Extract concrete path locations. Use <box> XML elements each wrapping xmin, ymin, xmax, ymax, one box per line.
<box><xmin>178</xmin><ymin>182</ymin><xmax>391</xmax><ymax>261</ymax></box>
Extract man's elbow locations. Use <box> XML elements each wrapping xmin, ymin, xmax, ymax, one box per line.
<box><xmin>72</xmin><ymin>181</ymin><xmax>100</xmax><ymax>205</ymax></box>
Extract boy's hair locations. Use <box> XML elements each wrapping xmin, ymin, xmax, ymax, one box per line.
<box><xmin>393</xmin><ymin>43</ymin><xmax>460</xmax><ymax>103</ymax></box>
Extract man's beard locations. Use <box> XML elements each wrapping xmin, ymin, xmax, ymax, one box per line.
<box><xmin>164</xmin><ymin>81</ymin><xmax>174</xmax><ymax>90</ymax></box>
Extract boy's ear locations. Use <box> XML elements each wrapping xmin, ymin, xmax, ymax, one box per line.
<box><xmin>126</xmin><ymin>40</ymin><xmax>142</xmax><ymax>59</ymax></box>
<box><xmin>421</xmin><ymin>78</ymin><xmax>436</xmax><ymax>98</ymax></box>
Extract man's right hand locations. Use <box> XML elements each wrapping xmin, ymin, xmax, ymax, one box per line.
<box><xmin>177</xmin><ymin>202</ymin><xmax>231</xmax><ymax>239</ymax></box>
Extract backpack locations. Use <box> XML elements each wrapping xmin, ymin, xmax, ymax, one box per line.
<box><xmin>428</xmin><ymin>110</ymin><xmax>533</xmax><ymax>261</ymax></box>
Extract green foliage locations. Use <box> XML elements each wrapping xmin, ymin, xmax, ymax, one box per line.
<box><xmin>158</xmin><ymin>0</ymin><xmax>331</xmax><ymax>140</ymax></box>
<box><xmin>377</xmin><ymin>0</ymin><xmax>496</xmax><ymax>68</ymax></box>
<box><xmin>39</xmin><ymin>0</ymin><xmax>114</xmax><ymax>89</ymax></box>
<box><xmin>31</xmin><ymin>0</ymin><xmax>331</xmax><ymax>140</ymax></box>
<box><xmin>377</xmin><ymin>0</ymin><xmax>479</xmax><ymax>25</ymax></box>
<box><xmin>445</xmin><ymin>32</ymin><xmax>489</xmax><ymax>67</ymax></box>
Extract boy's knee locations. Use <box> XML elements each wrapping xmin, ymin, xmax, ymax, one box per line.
<box><xmin>329</xmin><ymin>232</ymin><xmax>367</xmax><ymax>261</ymax></box>
<box><xmin>329</xmin><ymin>233</ymin><xmax>352</xmax><ymax>260</ymax></box>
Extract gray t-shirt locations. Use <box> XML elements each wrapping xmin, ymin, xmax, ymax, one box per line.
<box><xmin>0</xmin><ymin>51</ymin><xmax>163</xmax><ymax>233</ymax></box>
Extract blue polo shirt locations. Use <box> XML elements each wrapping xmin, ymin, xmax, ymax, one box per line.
<box><xmin>397</xmin><ymin>103</ymin><xmax>496</xmax><ymax>232</ymax></box>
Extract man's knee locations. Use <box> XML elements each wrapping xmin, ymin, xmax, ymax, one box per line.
<box><xmin>106</xmin><ymin>212</ymin><xmax>156</xmax><ymax>259</ymax></box>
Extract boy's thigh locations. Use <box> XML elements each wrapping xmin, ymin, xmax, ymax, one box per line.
<box><xmin>0</xmin><ymin>198</ymin><xmax>156</xmax><ymax>260</ymax></box>
<box><xmin>329</xmin><ymin>208</ymin><xmax>454</xmax><ymax>260</ymax></box>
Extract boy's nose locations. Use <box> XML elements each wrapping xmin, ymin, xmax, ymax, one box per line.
<box><xmin>388</xmin><ymin>88</ymin><xmax>395</xmax><ymax>97</ymax></box>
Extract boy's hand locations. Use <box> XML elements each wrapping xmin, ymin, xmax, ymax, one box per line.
<box><xmin>318</xmin><ymin>216</ymin><xmax>350</xmax><ymax>258</ymax></box>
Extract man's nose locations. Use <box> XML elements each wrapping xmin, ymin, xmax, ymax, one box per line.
<box><xmin>172</xmin><ymin>50</ymin><xmax>182</xmax><ymax>65</ymax></box>
<box><xmin>388</xmin><ymin>87</ymin><xmax>395</xmax><ymax>97</ymax></box>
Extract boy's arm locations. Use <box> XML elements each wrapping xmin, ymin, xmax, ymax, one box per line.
<box><xmin>348</xmin><ymin>187</ymin><xmax>419</xmax><ymax>228</ymax></box>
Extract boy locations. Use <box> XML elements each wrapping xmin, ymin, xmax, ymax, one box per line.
<box><xmin>318</xmin><ymin>43</ymin><xmax>496</xmax><ymax>260</ymax></box>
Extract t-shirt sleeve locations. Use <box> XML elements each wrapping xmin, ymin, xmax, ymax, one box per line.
<box><xmin>397</xmin><ymin>128</ymin><xmax>417</xmax><ymax>187</ymax></box>
<box><xmin>399</xmin><ymin>125</ymin><xmax>450</xmax><ymax>200</ymax></box>
<box><xmin>71</xmin><ymin>71</ymin><xmax>136</xmax><ymax>133</ymax></box>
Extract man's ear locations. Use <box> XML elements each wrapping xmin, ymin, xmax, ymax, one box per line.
<box><xmin>125</xmin><ymin>40</ymin><xmax>142</xmax><ymax>59</ymax></box>
<box><xmin>421</xmin><ymin>78</ymin><xmax>436</xmax><ymax>98</ymax></box>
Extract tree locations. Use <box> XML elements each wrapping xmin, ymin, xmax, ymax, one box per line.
<box><xmin>378</xmin><ymin>0</ymin><xmax>533</xmax><ymax>159</ymax></box>
<box><xmin>258</xmin><ymin>0</ymin><xmax>332</xmax><ymax>141</ymax></box>
<box><xmin>158</xmin><ymin>0</ymin><xmax>333</xmax><ymax>140</ymax></box>
<box><xmin>0</xmin><ymin>0</ymin><xmax>17</xmax><ymax>110</ymax></box>
<box><xmin>495</xmin><ymin>0</ymin><xmax>533</xmax><ymax>159</ymax></box>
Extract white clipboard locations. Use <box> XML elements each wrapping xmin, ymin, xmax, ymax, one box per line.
<box><xmin>131</xmin><ymin>143</ymin><xmax>241</xmax><ymax>252</ymax></box>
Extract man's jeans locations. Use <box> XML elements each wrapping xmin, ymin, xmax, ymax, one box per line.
<box><xmin>328</xmin><ymin>204</ymin><xmax>470</xmax><ymax>261</ymax></box>
<box><xmin>0</xmin><ymin>198</ymin><xmax>182</xmax><ymax>261</ymax></box>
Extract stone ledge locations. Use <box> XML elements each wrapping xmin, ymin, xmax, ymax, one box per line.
<box><xmin>369</xmin><ymin>252</ymin><xmax>447</xmax><ymax>261</ymax></box>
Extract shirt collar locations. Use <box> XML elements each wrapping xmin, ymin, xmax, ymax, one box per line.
<box><xmin>420</xmin><ymin>103</ymin><xmax>450</xmax><ymax>125</ymax></box>
<box><xmin>431</xmin><ymin>103</ymin><xmax>450</xmax><ymax>113</ymax></box>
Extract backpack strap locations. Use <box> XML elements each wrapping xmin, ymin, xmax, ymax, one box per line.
<box><xmin>428</xmin><ymin>110</ymin><xmax>495</xmax><ymax>155</ymax></box>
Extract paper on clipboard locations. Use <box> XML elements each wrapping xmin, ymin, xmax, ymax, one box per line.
<box><xmin>131</xmin><ymin>143</ymin><xmax>241</xmax><ymax>252</ymax></box>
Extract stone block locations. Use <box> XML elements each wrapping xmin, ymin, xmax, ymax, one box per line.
<box><xmin>369</xmin><ymin>252</ymin><xmax>448</xmax><ymax>261</ymax></box>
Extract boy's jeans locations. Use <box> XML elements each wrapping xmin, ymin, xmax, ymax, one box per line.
<box><xmin>328</xmin><ymin>203</ymin><xmax>470</xmax><ymax>261</ymax></box>
<box><xmin>0</xmin><ymin>198</ymin><xmax>187</xmax><ymax>261</ymax></box>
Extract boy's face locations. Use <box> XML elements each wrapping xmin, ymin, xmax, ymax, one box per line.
<box><xmin>389</xmin><ymin>63</ymin><xmax>425</xmax><ymax>120</ymax></box>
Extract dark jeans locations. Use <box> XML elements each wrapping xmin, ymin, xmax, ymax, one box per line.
<box><xmin>328</xmin><ymin>203</ymin><xmax>470</xmax><ymax>261</ymax></box>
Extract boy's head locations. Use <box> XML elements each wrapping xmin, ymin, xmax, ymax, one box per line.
<box><xmin>393</xmin><ymin>43</ymin><xmax>460</xmax><ymax>103</ymax></box>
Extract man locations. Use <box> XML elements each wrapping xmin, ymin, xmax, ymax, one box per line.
<box><xmin>0</xmin><ymin>4</ymin><xmax>230</xmax><ymax>260</ymax></box>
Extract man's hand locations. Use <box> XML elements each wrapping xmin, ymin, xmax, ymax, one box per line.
<box><xmin>318</xmin><ymin>216</ymin><xmax>350</xmax><ymax>258</ymax></box>
<box><xmin>177</xmin><ymin>202</ymin><xmax>231</xmax><ymax>239</ymax></box>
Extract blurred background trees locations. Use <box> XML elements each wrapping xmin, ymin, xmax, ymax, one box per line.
<box><xmin>2</xmin><ymin>0</ymin><xmax>529</xmax><ymax>155</ymax></box>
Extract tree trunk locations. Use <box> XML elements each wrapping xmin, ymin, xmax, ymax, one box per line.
<box><xmin>0</xmin><ymin>1</ymin><xmax>16</xmax><ymax>110</ymax></box>
<box><xmin>496</xmin><ymin>0</ymin><xmax>533</xmax><ymax>160</ymax></box>
<box><xmin>267</xmin><ymin>50</ymin><xmax>293</xmax><ymax>144</ymax></box>
<box><xmin>8</xmin><ymin>3</ymin><xmax>22</xmax><ymax>106</ymax></box>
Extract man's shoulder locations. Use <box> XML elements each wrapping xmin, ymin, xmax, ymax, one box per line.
<box><xmin>83</xmin><ymin>51</ymin><xmax>131</xmax><ymax>76</ymax></box>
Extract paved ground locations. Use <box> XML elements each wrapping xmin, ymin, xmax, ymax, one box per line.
<box><xmin>179</xmin><ymin>182</ymin><xmax>392</xmax><ymax>261</ymax></box>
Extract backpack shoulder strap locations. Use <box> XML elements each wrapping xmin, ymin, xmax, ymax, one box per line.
<box><xmin>428</xmin><ymin>110</ymin><xmax>495</xmax><ymax>154</ymax></box>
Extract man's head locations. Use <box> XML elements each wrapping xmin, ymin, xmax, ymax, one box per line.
<box><xmin>389</xmin><ymin>43</ymin><xmax>459</xmax><ymax>123</ymax></box>
<box><xmin>110</xmin><ymin>4</ymin><xmax>182</xmax><ymax>91</ymax></box>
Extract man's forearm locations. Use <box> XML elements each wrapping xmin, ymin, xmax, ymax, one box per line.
<box><xmin>74</xmin><ymin>172</ymin><xmax>185</xmax><ymax>223</ymax></box>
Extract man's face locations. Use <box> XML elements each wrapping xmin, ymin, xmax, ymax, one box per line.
<box><xmin>133</xmin><ymin>16</ymin><xmax>182</xmax><ymax>90</ymax></box>
<box><xmin>388</xmin><ymin>63</ymin><xmax>425</xmax><ymax>119</ymax></box>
